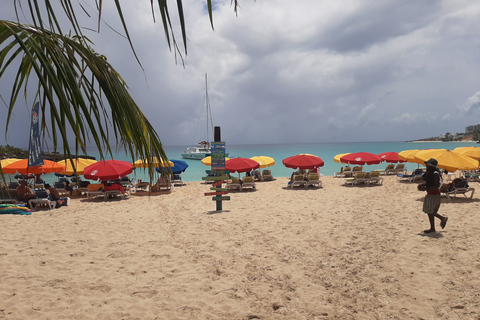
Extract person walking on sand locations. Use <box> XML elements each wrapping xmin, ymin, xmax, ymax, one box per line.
<box><xmin>418</xmin><ymin>158</ymin><xmax>448</xmax><ymax>233</ymax></box>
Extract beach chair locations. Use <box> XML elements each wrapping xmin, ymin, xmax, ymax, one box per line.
<box><xmin>442</xmin><ymin>179</ymin><xmax>475</xmax><ymax>199</ymax></box>
<box><xmin>155</xmin><ymin>176</ymin><xmax>173</xmax><ymax>191</ymax></box>
<box><xmin>306</xmin><ymin>173</ymin><xmax>322</xmax><ymax>188</ymax></box>
<box><xmin>241</xmin><ymin>176</ymin><xmax>256</xmax><ymax>190</ymax></box>
<box><xmin>384</xmin><ymin>164</ymin><xmax>396</xmax><ymax>175</ymax></box>
<box><xmin>54</xmin><ymin>181</ymin><xmax>69</xmax><ymax>196</ymax></box>
<box><xmin>227</xmin><ymin>177</ymin><xmax>242</xmax><ymax>191</ymax></box>
<box><xmin>0</xmin><ymin>189</ymin><xmax>18</xmax><ymax>204</ymax></box>
<box><xmin>353</xmin><ymin>172</ymin><xmax>368</xmax><ymax>185</ymax></box>
<box><xmin>86</xmin><ymin>183</ymin><xmax>106</xmax><ymax>200</ymax></box>
<box><xmin>172</xmin><ymin>174</ymin><xmax>185</xmax><ymax>186</ymax></box>
<box><xmin>368</xmin><ymin>171</ymin><xmax>383</xmax><ymax>185</ymax></box>
<box><xmin>253</xmin><ymin>170</ymin><xmax>262</xmax><ymax>181</ymax></box>
<box><xmin>394</xmin><ymin>163</ymin><xmax>407</xmax><ymax>175</ymax></box>
<box><xmin>135</xmin><ymin>181</ymin><xmax>150</xmax><ymax>192</ymax></box>
<box><xmin>8</xmin><ymin>182</ymin><xmax>19</xmax><ymax>190</ymax></box>
<box><xmin>396</xmin><ymin>168</ymin><xmax>423</xmax><ymax>182</ymax></box>
<box><xmin>29</xmin><ymin>189</ymin><xmax>56</xmax><ymax>210</ymax></box>
<box><xmin>262</xmin><ymin>169</ymin><xmax>274</xmax><ymax>181</ymax></box>
<box><xmin>289</xmin><ymin>174</ymin><xmax>306</xmax><ymax>188</ymax></box>
<box><xmin>335</xmin><ymin>166</ymin><xmax>352</xmax><ymax>178</ymax></box>
<box><xmin>78</xmin><ymin>180</ymin><xmax>91</xmax><ymax>195</ymax></box>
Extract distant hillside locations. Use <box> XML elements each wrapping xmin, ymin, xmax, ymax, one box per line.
<box><xmin>0</xmin><ymin>145</ymin><xmax>95</xmax><ymax>161</ymax></box>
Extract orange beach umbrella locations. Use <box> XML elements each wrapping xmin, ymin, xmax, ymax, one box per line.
<box><xmin>2</xmin><ymin>159</ymin><xmax>66</xmax><ymax>175</ymax></box>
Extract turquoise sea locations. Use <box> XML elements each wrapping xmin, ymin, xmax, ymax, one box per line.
<box><xmin>5</xmin><ymin>141</ymin><xmax>477</xmax><ymax>185</ymax></box>
<box><xmin>83</xmin><ymin>141</ymin><xmax>478</xmax><ymax>183</ymax></box>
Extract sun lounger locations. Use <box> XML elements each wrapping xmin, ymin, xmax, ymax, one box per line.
<box><xmin>289</xmin><ymin>174</ymin><xmax>306</xmax><ymax>188</ymax></box>
<box><xmin>344</xmin><ymin>172</ymin><xmax>368</xmax><ymax>186</ymax></box>
<box><xmin>442</xmin><ymin>179</ymin><xmax>475</xmax><ymax>199</ymax></box>
<box><xmin>368</xmin><ymin>171</ymin><xmax>383</xmax><ymax>185</ymax></box>
<box><xmin>0</xmin><ymin>189</ymin><xmax>18</xmax><ymax>204</ymax></box>
<box><xmin>54</xmin><ymin>181</ymin><xmax>69</xmax><ymax>196</ymax></box>
<box><xmin>306</xmin><ymin>173</ymin><xmax>322</xmax><ymax>188</ymax></box>
<box><xmin>29</xmin><ymin>189</ymin><xmax>56</xmax><ymax>210</ymax></box>
<box><xmin>155</xmin><ymin>176</ymin><xmax>173</xmax><ymax>191</ymax></box>
<box><xmin>227</xmin><ymin>177</ymin><xmax>242</xmax><ymax>191</ymax></box>
<box><xmin>241</xmin><ymin>176</ymin><xmax>256</xmax><ymax>190</ymax></box>
<box><xmin>334</xmin><ymin>166</ymin><xmax>352</xmax><ymax>178</ymax></box>
<box><xmin>393</xmin><ymin>163</ymin><xmax>407</xmax><ymax>175</ymax></box>
<box><xmin>262</xmin><ymin>169</ymin><xmax>274</xmax><ymax>181</ymax></box>
<box><xmin>172</xmin><ymin>174</ymin><xmax>185</xmax><ymax>186</ymax></box>
<box><xmin>396</xmin><ymin>169</ymin><xmax>424</xmax><ymax>182</ymax></box>
<box><xmin>86</xmin><ymin>183</ymin><xmax>106</xmax><ymax>200</ymax></box>
<box><xmin>384</xmin><ymin>164</ymin><xmax>396</xmax><ymax>175</ymax></box>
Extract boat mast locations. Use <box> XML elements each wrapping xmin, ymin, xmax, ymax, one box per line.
<box><xmin>205</xmin><ymin>73</ymin><xmax>214</xmax><ymax>145</ymax></box>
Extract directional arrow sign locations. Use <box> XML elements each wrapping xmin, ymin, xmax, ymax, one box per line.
<box><xmin>212</xmin><ymin>196</ymin><xmax>230</xmax><ymax>201</ymax></box>
<box><xmin>210</xmin><ymin>187</ymin><xmax>227</xmax><ymax>191</ymax></box>
<box><xmin>202</xmin><ymin>175</ymin><xmax>230</xmax><ymax>181</ymax></box>
<box><xmin>204</xmin><ymin>191</ymin><xmax>229</xmax><ymax>196</ymax></box>
<box><xmin>212</xmin><ymin>180</ymin><xmax>225</xmax><ymax>187</ymax></box>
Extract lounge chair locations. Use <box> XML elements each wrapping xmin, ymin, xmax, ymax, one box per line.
<box><xmin>334</xmin><ymin>166</ymin><xmax>352</xmax><ymax>178</ymax></box>
<box><xmin>78</xmin><ymin>180</ymin><xmax>91</xmax><ymax>195</ymax></box>
<box><xmin>262</xmin><ymin>169</ymin><xmax>274</xmax><ymax>181</ymax></box>
<box><xmin>155</xmin><ymin>176</ymin><xmax>173</xmax><ymax>191</ymax></box>
<box><xmin>289</xmin><ymin>174</ymin><xmax>306</xmax><ymax>188</ymax></box>
<box><xmin>172</xmin><ymin>174</ymin><xmax>185</xmax><ymax>186</ymax></box>
<box><xmin>394</xmin><ymin>163</ymin><xmax>407</xmax><ymax>175</ymax></box>
<box><xmin>384</xmin><ymin>164</ymin><xmax>396</xmax><ymax>175</ymax></box>
<box><xmin>0</xmin><ymin>189</ymin><xmax>18</xmax><ymax>204</ymax></box>
<box><xmin>29</xmin><ymin>189</ymin><xmax>56</xmax><ymax>210</ymax></box>
<box><xmin>227</xmin><ymin>177</ymin><xmax>242</xmax><ymax>191</ymax></box>
<box><xmin>306</xmin><ymin>173</ymin><xmax>322</xmax><ymax>188</ymax></box>
<box><xmin>54</xmin><ymin>181</ymin><xmax>69</xmax><ymax>196</ymax></box>
<box><xmin>241</xmin><ymin>176</ymin><xmax>256</xmax><ymax>190</ymax></box>
<box><xmin>8</xmin><ymin>182</ymin><xmax>19</xmax><ymax>190</ymax></box>
<box><xmin>344</xmin><ymin>172</ymin><xmax>368</xmax><ymax>186</ymax></box>
<box><xmin>86</xmin><ymin>183</ymin><xmax>106</xmax><ymax>200</ymax></box>
<box><xmin>368</xmin><ymin>171</ymin><xmax>383</xmax><ymax>185</ymax></box>
<box><xmin>442</xmin><ymin>179</ymin><xmax>475</xmax><ymax>199</ymax></box>
<box><xmin>253</xmin><ymin>170</ymin><xmax>262</xmax><ymax>181</ymax></box>
<box><xmin>397</xmin><ymin>168</ymin><xmax>424</xmax><ymax>182</ymax></box>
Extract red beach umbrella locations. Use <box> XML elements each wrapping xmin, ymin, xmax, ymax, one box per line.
<box><xmin>2</xmin><ymin>159</ymin><xmax>66</xmax><ymax>175</ymax></box>
<box><xmin>340</xmin><ymin>152</ymin><xmax>382</xmax><ymax>165</ymax></box>
<box><xmin>378</xmin><ymin>151</ymin><xmax>406</xmax><ymax>163</ymax></box>
<box><xmin>225</xmin><ymin>158</ymin><xmax>260</xmax><ymax>173</ymax></box>
<box><xmin>83</xmin><ymin>159</ymin><xmax>133</xmax><ymax>181</ymax></box>
<box><xmin>282</xmin><ymin>154</ymin><xmax>324</xmax><ymax>170</ymax></box>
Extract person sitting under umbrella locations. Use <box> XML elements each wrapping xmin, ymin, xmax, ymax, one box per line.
<box><xmin>45</xmin><ymin>184</ymin><xmax>67</xmax><ymax>208</ymax></box>
<box><xmin>16</xmin><ymin>180</ymin><xmax>36</xmax><ymax>202</ymax></box>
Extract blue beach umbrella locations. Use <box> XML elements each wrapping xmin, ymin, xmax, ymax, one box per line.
<box><xmin>156</xmin><ymin>159</ymin><xmax>189</xmax><ymax>174</ymax></box>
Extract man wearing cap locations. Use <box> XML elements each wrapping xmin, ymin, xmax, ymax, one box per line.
<box><xmin>418</xmin><ymin>158</ymin><xmax>448</xmax><ymax>233</ymax></box>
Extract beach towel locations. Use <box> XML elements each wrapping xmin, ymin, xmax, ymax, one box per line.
<box><xmin>0</xmin><ymin>204</ymin><xmax>33</xmax><ymax>215</ymax></box>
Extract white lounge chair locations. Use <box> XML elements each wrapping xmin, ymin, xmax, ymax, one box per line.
<box><xmin>289</xmin><ymin>174</ymin><xmax>306</xmax><ymax>188</ymax></box>
<box><xmin>306</xmin><ymin>173</ymin><xmax>322</xmax><ymax>188</ymax></box>
<box><xmin>442</xmin><ymin>179</ymin><xmax>475</xmax><ymax>199</ymax></box>
<box><xmin>29</xmin><ymin>189</ymin><xmax>56</xmax><ymax>210</ymax></box>
<box><xmin>241</xmin><ymin>176</ymin><xmax>256</xmax><ymax>190</ymax></box>
<box><xmin>227</xmin><ymin>177</ymin><xmax>242</xmax><ymax>191</ymax></box>
<box><xmin>368</xmin><ymin>171</ymin><xmax>383</xmax><ymax>185</ymax></box>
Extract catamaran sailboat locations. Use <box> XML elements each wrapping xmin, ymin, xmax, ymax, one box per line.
<box><xmin>182</xmin><ymin>74</ymin><xmax>228</xmax><ymax>160</ymax></box>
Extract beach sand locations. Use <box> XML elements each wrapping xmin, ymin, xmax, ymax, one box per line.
<box><xmin>1</xmin><ymin>176</ymin><xmax>480</xmax><ymax>319</ymax></box>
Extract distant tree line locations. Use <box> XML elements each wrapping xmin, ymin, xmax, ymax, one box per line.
<box><xmin>0</xmin><ymin>145</ymin><xmax>94</xmax><ymax>161</ymax></box>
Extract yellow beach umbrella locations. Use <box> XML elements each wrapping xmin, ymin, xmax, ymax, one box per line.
<box><xmin>414</xmin><ymin>149</ymin><xmax>479</xmax><ymax>172</ymax></box>
<box><xmin>132</xmin><ymin>157</ymin><xmax>173</xmax><ymax>168</ymax></box>
<box><xmin>201</xmin><ymin>156</ymin><xmax>230</xmax><ymax>166</ymax></box>
<box><xmin>333</xmin><ymin>153</ymin><xmax>350</xmax><ymax>164</ymax></box>
<box><xmin>1</xmin><ymin>158</ymin><xmax>22</xmax><ymax>170</ymax></box>
<box><xmin>454</xmin><ymin>147</ymin><xmax>480</xmax><ymax>160</ymax></box>
<box><xmin>398</xmin><ymin>149</ymin><xmax>423</xmax><ymax>163</ymax></box>
<box><xmin>250</xmin><ymin>156</ymin><xmax>275</xmax><ymax>168</ymax></box>
<box><xmin>57</xmin><ymin>158</ymin><xmax>98</xmax><ymax>175</ymax></box>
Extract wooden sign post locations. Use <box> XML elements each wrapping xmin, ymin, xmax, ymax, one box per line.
<box><xmin>202</xmin><ymin>126</ymin><xmax>229</xmax><ymax>211</ymax></box>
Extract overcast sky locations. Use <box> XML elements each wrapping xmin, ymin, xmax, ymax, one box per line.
<box><xmin>1</xmin><ymin>0</ymin><xmax>480</xmax><ymax>148</ymax></box>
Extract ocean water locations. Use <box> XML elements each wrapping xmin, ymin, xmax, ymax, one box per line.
<box><xmin>4</xmin><ymin>141</ymin><xmax>477</xmax><ymax>184</ymax></box>
<box><xmin>83</xmin><ymin>141</ymin><xmax>479</xmax><ymax>182</ymax></box>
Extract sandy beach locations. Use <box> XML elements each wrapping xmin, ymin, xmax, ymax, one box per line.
<box><xmin>1</xmin><ymin>175</ymin><xmax>480</xmax><ymax>319</ymax></box>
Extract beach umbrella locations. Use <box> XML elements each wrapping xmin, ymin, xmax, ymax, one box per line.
<box><xmin>398</xmin><ymin>149</ymin><xmax>424</xmax><ymax>163</ymax></box>
<box><xmin>339</xmin><ymin>152</ymin><xmax>382</xmax><ymax>165</ymax></box>
<box><xmin>283</xmin><ymin>154</ymin><xmax>324</xmax><ymax>170</ymax></box>
<box><xmin>454</xmin><ymin>147</ymin><xmax>480</xmax><ymax>160</ymax></box>
<box><xmin>2</xmin><ymin>159</ymin><xmax>66</xmax><ymax>175</ymax></box>
<box><xmin>201</xmin><ymin>156</ymin><xmax>230</xmax><ymax>166</ymax></box>
<box><xmin>378</xmin><ymin>151</ymin><xmax>406</xmax><ymax>163</ymax></box>
<box><xmin>84</xmin><ymin>159</ymin><xmax>133</xmax><ymax>181</ymax></box>
<box><xmin>333</xmin><ymin>153</ymin><xmax>350</xmax><ymax>164</ymax></box>
<box><xmin>413</xmin><ymin>149</ymin><xmax>479</xmax><ymax>172</ymax></box>
<box><xmin>225</xmin><ymin>158</ymin><xmax>260</xmax><ymax>173</ymax></box>
<box><xmin>156</xmin><ymin>159</ymin><xmax>189</xmax><ymax>175</ymax></box>
<box><xmin>132</xmin><ymin>157</ymin><xmax>173</xmax><ymax>168</ymax></box>
<box><xmin>250</xmin><ymin>156</ymin><xmax>275</xmax><ymax>168</ymax></box>
<box><xmin>57</xmin><ymin>158</ymin><xmax>98</xmax><ymax>175</ymax></box>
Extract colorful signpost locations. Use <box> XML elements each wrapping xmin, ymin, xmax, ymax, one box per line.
<box><xmin>202</xmin><ymin>127</ymin><xmax>229</xmax><ymax>211</ymax></box>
